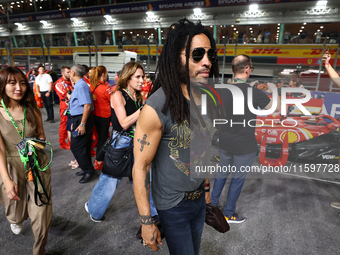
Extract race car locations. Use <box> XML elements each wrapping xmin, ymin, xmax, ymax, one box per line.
<box><xmin>256</xmin><ymin>103</ymin><xmax>340</xmax><ymax>166</ymax></box>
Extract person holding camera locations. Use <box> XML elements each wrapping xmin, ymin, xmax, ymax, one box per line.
<box><xmin>55</xmin><ymin>66</ymin><xmax>72</xmax><ymax>150</ymax></box>
<box><xmin>0</xmin><ymin>67</ymin><xmax>52</xmax><ymax>255</ymax></box>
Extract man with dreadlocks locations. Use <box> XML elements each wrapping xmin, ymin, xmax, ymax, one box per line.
<box><xmin>132</xmin><ymin>19</ymin><xmax>219</xmax><ymax>254</ymax></box>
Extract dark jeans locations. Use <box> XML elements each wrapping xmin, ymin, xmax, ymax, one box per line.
<box><xmin>71</xmin><ymin>114</ymin><xmax>95</xmax><ymax>175</ymax></box>
<box><xmin>94</xmin><ymin>115</ymin><xmax>110</xmax><ymax>161</ymax></box>
<box><xmin>211</xmin><ymin>149</ymin><xmax>257</xmax><ymax>216</ymax></box>
<box><xmin>41</xmin><ymin>91</ymin><xmax>54</xmax><ymax>121</ymax></box>
<box><xmin>157</xmin><ymin>194</ymin><xmax>206</xmax><ymax>255</ymax></box>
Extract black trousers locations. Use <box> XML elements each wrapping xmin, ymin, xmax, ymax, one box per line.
<box><xmin>71</xmin><ymin>114</ymin><xmax>95</xmax><ymax>175</ymax></box>
<box><xmin>94</xmin><ymin>115</ymin><xmax>110</xmax><ymax>161</ymax></box>
<box><xmin>41</xmin><ymin>91</ymin><xmax>54</xmax><ymax>121</ymax></box>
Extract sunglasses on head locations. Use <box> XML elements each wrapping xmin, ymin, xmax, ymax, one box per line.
<box><xmin>191</xmin><ymin>48</ymin><xmax>217</xmax><ymax>63</ymax></box>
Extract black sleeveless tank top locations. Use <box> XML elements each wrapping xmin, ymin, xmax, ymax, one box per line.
<box><xmin>111</xmin><ymin>89</ymin><xmax>141</xmax><ymax>132</ymax></box>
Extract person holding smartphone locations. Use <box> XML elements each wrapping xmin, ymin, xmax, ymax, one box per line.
<box><xmin>323</xmin><ymin>51</ymin><xmax>340</xmax><ymax>210</ymax></box>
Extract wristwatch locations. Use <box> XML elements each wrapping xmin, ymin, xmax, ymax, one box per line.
<box><xmin>80</xmin><ymin>123</ymin><xmax>85</xmax><ymax>127</ymax></box>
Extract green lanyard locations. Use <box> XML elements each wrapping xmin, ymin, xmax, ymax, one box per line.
<box><xmin>1</xmin><ymin>99</ymin><xmax>53</xmax><ymax>172</ymax></box>
<box><xmin>232</xmin><ymin>78</ymin><xmax>246</xmax><ymax>83</ymax></box>
<box><xmin>1</xmin><ymin>99</ymin><xmax>26</xmax><ymax>139</ymax></box>
<box><xmin>125</xmin><ymin>88</ymin><xmax>140</xmax><ymax>109</ymax></box>
<box><xmin>1</xmin><ymin>100</ymin><xmax>51</xmax><ymax>206</ymax></box>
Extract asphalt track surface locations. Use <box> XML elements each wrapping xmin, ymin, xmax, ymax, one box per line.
<box><xmin>1</xmin><ymin>104</ymin><xmax>340</xmax><ymax>255</ymax></box>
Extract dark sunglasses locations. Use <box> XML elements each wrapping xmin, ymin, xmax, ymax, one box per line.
<box><xmin>191</xmin><ymin>48</ymin><xmax>217</xmax><ymax>63</ymax></box>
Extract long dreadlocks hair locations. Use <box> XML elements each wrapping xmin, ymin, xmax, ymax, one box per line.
<box><xmin>148</xmin><ymin>18</ymin><xmax>219</xmax><ymax>124</ymax></box>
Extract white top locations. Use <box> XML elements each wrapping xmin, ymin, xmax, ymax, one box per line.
<box><xmin>35</xmin><ymin>73</ymin><xmax>53</xmax><ymax>92</ymax></box>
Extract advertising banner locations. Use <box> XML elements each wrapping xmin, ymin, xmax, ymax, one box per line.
<box><xmin>3</xmin><ymin>44</ymin><xmax>339</xmax><ymax>58</ymax></box>
<box><xmin>1</xmin><ymin>0</ymin><xmax>318</xmax><ymax>24</ymax></box>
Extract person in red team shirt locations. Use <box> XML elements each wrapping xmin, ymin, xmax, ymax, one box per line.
<box><xmin>90</xmin><ymin>66</ymin><xmax>111</xmax><ymax>170</ymax></box>
<box><xmin>82</xmin><ymin>65</ymin><xmax>99</xmax><ymax>156</ymax></box>
<box><xmin>141</xmin><ymin>77</ymin><xmax>151</xmax><ymax>101</ymax></box>
<box><xmin>82</xmin><ymin>65</ymin><xmax>91</xmax><ymax>86</ymax></box>
<box><xmin>54</xmin><ymin>66</ymin><xmax>72</xmax><ymax>149</ymax></box>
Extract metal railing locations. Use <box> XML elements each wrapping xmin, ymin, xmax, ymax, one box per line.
<box><xmin>1</xmin><ymin>43</ymin><xmax>340</xmax><ymax>93</ymax></box>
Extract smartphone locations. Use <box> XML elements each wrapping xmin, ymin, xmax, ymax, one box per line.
<box><xmin>72</xmin><ymin>130</ymin><xmax>80</xmax><ymax>138</ymax></box>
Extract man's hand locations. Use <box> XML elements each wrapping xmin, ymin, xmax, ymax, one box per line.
<box><xmin>75</xmin><ymin>125</ymin><xmax>86</xmax><ymax>135</ymax></box>
<box><xmin>265</xmin><ymin>82</ymin><xmax>281</xmax><ymax>112</ymax></box>
<box><xmin>141</xmin><ymin>224</ymin><xmax>162</xmax><ymax>251</ymax></box>
<box><xmin>249</xmin><ymin>80</ymin><xmax>259</xmax><ymax>87</ymax></box>
<box><xmin>266</xmin><ymin>82</ymin><xmax>277</xmax><ymax>94</ymax></box>
<box><xmin>5</xmin><ymin>180</ymin><xmax>20</xmax><ymax>201</ymax></box>
<box><xmin>322</xmin><ymin>52</ymin><xmax>331</xmax><ymax>65</ymax></box>
<box><xmin>45</xmin><ymin>91</ymin><xmax>51</xmax><ymax>97</ymax></box>
<box><xmin>320</xmin><ymin>51</ymin><xmax>340</xmax><ymax>87</ymax></box>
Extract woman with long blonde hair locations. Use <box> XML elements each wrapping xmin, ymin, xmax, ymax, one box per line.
<box><xmin>85</xmin><ymin>61</ymin><xmax>158</xmax><ymax>224</ymax></box>
<box><xmin>110</xmin><ymin>61</ymin><xmax>144</xmax><ymax>132</ymax></box>
<box><xmin>89</xmin><ymin>65</ymin><xmax>112</xmax><ymax>170</ymax></box>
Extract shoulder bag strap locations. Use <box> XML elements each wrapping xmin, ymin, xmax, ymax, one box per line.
<box><xmin>112</xmin><ymin>129</ymin><xmax>128</xmax><ymax>147</ymax></box>
<box><xmin>92</xmin><ymin>84</ymin><xmax>101</xmax><ymax>94</ymax></box>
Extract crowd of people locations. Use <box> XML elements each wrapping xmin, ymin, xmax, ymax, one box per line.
<box><xmin>0</xmin><ymin>18</ymin><xmax>339</xmax><ymax>255</ymax></box>
<box><xmin>220</xmin><ymin>28</ymin><xmax>340</xmax><ymax>45</ymax></box>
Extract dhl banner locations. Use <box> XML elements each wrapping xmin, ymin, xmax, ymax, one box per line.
<box><xmin>1</xmin><ymin>44</ymin><xmax>340</xmax><ymax>66</ymax></box>
<box><xmin>229</xmin><ymin>45</ymin><xmax>340</xmax><ymax>58</ymax></box>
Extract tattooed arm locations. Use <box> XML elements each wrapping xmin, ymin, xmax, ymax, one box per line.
<box><xmin>133</xmin><ymin>104</ymin><xmax>163</xmax><ymax>251</ymax></box>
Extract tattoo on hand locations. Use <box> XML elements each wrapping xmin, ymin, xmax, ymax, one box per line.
<box><xmin>137</xmin><ymin>134</ymin><xmax>150</xmax><ymax>152</ymax></box>
<box><xmin>140</xmin><ymin>215</ymin><xmax>153</xmax><ymax>225</ymax></box>
<box><xmin>150</xmin><ymin>229</ymin><xmax>156</xmax><ymax>242</ymax></box>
